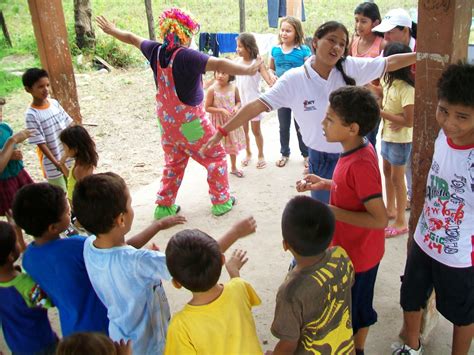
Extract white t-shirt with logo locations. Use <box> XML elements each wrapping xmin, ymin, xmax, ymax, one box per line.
<box><xmin>414</xmin><ymin>130</ymin><xmax>474</xmax><ymax>268</ymax></box>
<box><xmin>259</xmin><ymin>55</ymin><xmax>387</xmax><ymax>153</ymax></box>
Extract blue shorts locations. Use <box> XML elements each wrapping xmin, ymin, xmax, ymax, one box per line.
<box><xmin>352</xmin><ymin>264</ymin><xmax>379</xmax><ymax>333</ymax></box>
<box><xmin>381</xmin><ymin>141</ymin><xmax>412</xmax><ymax>166</ymax></box>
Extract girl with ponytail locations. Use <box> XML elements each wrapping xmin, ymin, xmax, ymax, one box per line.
<box><xmin>203</xmin><ymin>20</ymin><xmax>415</xmax><ymax>204</ymax></box>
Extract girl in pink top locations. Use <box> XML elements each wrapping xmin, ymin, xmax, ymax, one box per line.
<box><xmin>350</xmin><ymin>2</ymin><xmax>384</xmax><ymax>58</ymax></box>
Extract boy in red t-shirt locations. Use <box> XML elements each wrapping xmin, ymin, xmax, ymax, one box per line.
<box><xmin>297</xmin><ymin>86</ymin><xmax>388</xmax><ymax>355</ymax></box>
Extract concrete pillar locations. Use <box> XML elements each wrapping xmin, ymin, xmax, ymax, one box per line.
<box><xmin>409</xmin><ymin>0</ymin><xmax>472</xmax><ymax>245</ymax></box>
<box><xmin>28</xmin><ymin>0</ymin><xmax>82</xmax><ymax>123</ymax></box>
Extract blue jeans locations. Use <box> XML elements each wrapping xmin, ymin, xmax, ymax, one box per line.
<box><xmin>308</xmin><ymin>148</ymin><xmax>339</xmax><ymax>204</ymax></box>
<box><xmin>278</xmin><ymin>107</ymin><xmax>308</xmax><ymax>158</ymax></box>
<box><xmin>365</xmin><ymin>119</ymin><xmax>380</xmax><ymax>152</ymax></box>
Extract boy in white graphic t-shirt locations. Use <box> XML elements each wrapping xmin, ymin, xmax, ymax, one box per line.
<box><xmin>395</xmin><ymin>63</ymin><xmax>474</xmax><ymax>355</ymax></box>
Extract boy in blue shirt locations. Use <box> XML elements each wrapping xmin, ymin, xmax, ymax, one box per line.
<box><xmin>72</xmin><ymin>172</ymin><xmax>186</xmax><ymax>355</ymax></box>
<box><xmin>12</xmin><ymin>182</ymin><xmax>109</xmax><ymax>336</ymax></box>
<box><xmin>0</xmin><ymin>221</ymin><xmax>57</xmax><ymax>354</ymax></box>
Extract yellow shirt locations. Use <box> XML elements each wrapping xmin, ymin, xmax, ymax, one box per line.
<box><xmin>66</xmin><ymin>162</ymin><xmax>77</xmax><ymax>203</ymax></box>
<box><xmin>164</xmin><ymin>278</ymin><xmax>262</xmax><ymax>355</ymax></box>
<box><xmin>381</xmin><ymin>78</ymin><xmax>414</xmax><ymax>143</ymax></box>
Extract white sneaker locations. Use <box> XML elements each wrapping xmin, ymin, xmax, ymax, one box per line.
<box><xmin>392</xmin><ymin>343</ymin><xmax>423</xmax><ymax>355</ymax></box>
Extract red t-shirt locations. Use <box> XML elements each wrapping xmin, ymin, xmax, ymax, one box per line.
<box><xmin>330</xmin><ymin>142</ymin><xmax>385</xmax><ymax>273</ymax></box>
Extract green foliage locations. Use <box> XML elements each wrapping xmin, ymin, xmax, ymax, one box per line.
<box><xmin>0</xmin><ymin>70</ymin><xmax>21</xmax><ymax>97</ymax></box>
<box><xmin>0</xmin><ymin>0</ymin><xmax>472</xmax><ymax>79</ymax></box>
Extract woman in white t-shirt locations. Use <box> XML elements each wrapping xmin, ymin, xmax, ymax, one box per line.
<box><xmin>203</xmin><ymin>21</ymin><xmax>416</xmax><ymax>203</ymax></box>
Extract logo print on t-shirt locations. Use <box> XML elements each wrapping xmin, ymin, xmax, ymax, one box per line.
<box><xmin>303</xmin><ymin>99</ymin><xmax>316</xmax><ymax>111</ymax></box>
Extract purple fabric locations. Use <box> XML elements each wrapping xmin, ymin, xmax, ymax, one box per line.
<box><xmin>140</xmin><ymin>40</ymin><xmax>209</xmax><ymax>106</ymax></box>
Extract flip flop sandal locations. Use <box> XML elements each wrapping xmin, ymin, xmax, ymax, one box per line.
<box><xmin>241</xmin><ymin>157</ymin><xmax>251</xmax><ymax>167</ymax></box>
<box><xmin>230</xmin><ymin>170</ymin><xmax>244</xmax><ymax>178</ymax></box>
<box><xmin>256</xmin><ymin>159</ymin><xmax>267</xmax><ymax>169</ymax></box>
<box><xmin>384</xmin><ymin>226</ymin><xmax>409</xmax><ymax>238</ymax></box>
<box><xmin>276</xmin><ymin>156</ymin><xmax>289</xmax><ymax>167</ymax></box>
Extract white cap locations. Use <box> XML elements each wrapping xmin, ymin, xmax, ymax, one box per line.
<box><xmin>372</xmin><ymin>8</ymin><xmax>412</xmax><ymax>33</ymax></box>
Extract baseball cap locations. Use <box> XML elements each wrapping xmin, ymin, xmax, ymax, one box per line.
<box><xmin>372</xmin><ymin>8</ymin><xmax>412</xmax><ymax>33</ymax></box>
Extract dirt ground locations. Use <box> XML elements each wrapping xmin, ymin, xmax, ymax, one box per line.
<box><xmin>1</xmin><ymin>69</ymin><xmax>465</xmax><ymax>354</ymax></box>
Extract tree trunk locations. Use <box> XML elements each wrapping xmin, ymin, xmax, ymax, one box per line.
<box><xmin>0</xmin><ymin>11</ymin><xmax>12</xmax><ymax>47</ymax></box>
<box><xmin>239</xmin><ymin>0</ymin><xmax>245</xmax><ymax>33</ymax></box>
<box><xmin>145</xmin><ymin>0</ymin><xmax>156</xmax><ymax>41</ymax></box>
<box><xmin>74</xmin><ymin>0</ymin><xmax>95</xmax><ymax>50</ymax></box>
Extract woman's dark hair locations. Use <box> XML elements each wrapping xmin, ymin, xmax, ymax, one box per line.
<box><xmin>60</xmin><ymin>125</ymin><xmax>98</xmax><ymax>168</ymax></box>
<box><xmin>354</xmin><ymin>2</ymin><xmax>383</xmax><ymax>38</ymax></box>
<box><xmin>313</xmin><ymin>21</ymin><xmax>356</xmax><ymax>85</ymax></box>
<box><xmin>383</xmin><ymin>42</ymin><xmax>414</xmax><ymax>88</ymax></box>
<box><xmin>237</xmin><ymin>33</ymin><xmax>259</xmax><ymax>60</ymax></box>
<box><xmin>395</xmin><ymin>21</ymin><xmax>417</xmax><ymax>39</ymax></box>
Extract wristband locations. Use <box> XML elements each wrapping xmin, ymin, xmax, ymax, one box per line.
<box><xmin>217</xmin><ymin>125</ymin><xmax>228</xmax><ymax>137</ymax></box>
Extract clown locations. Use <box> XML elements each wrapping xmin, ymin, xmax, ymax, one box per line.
<box><xmin>97</xmin><ymin>9</ymin><xmax>260</xmax><ymax>218</ymax></box>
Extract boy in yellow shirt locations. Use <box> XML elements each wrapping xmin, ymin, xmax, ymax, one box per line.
<box><xmin>164</xmin><ymin>218</ymin><xmax>262</xmax><ymax>354</ymax></box>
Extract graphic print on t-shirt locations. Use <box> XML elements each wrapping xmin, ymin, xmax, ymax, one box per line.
<box><xmin>417</xmin><ymin>146</ymin><xmax>473</xmax><ymax>267</ymax></box>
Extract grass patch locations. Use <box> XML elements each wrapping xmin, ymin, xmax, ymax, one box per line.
<box><xmin>0</xmin><ymin>70</ymin><xmax>22</xmax><ymax>97</ymax></box>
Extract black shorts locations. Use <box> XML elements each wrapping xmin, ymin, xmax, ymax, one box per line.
<box><xmin>400</xmin><ymin>242</ymin><xmax>474</xmax><ymax>326</ymax></box>
<box><xmin>352</xmin><ymin>264</ymin><xmax>379</xmax><ymax>333</ymax></box>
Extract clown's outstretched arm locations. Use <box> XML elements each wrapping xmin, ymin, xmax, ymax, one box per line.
<box><xmin>206</xmin><ymin>56</ymin><xmax>262</xmax><ymax>77</ymax></box>
<box><xmin>96</xmin><ymin>16</ymin><xmax>145</xmax><ymax>49</ymax></box>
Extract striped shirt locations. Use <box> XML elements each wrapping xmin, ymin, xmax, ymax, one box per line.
<box><xmin>25</xmin><ymin>99</ymin><xmax>73</xmax><ymax>179</ymax></box>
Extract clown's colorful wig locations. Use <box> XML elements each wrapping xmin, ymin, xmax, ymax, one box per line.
<box><xmin>159</xmin><ymin>8</ymin><xmax>200</xmax><ymax>52</ymax></box>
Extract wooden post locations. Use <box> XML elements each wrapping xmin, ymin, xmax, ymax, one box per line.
<box><xmin>0</xmin><ymin>11</ymin><xmax>12</xmax><ymax>47</ymax></box>
<box><xmin>239</xmin><ymin>0</ymin><xmax>245</xmax><ymax>33</ymax></box>
<box><xmin>27</xmin><ymin>0</ymin><xmax>82</xmax><ymax>123</ymax></box>
<box><xmin>145</xmin><ymin>0</ymin><xmax>156</xmax><ymax>41</ymax></box>
<box><xmin>409</xmin><ymin>0</ymin><xmax>472</xmax><ymax>245</ymax></box>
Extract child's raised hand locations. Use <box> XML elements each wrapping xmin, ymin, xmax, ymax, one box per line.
<box><xmin>114</xmin><ymin>339</ymin><xmax>132</xmax><ymax>355</ymax></box>
<box><xmin>96</xmin><ymin>16</ymin><xmax>116</xmax><ymax>35</ymax></box>
<box><xmin>225</xmin><ymin>249</ymin><xmax>248</xmax><ymax>278</ymax></box>
<box><xmin>296</xmin><ymin>174</ymin><xmax>331</xmax><ymax>192</ymax></box>
<box><xmin>230</xmin><ymin>216</ymin><xmax>257</xmax><ymax>239</ymax></box>
<box><xmin>12</xmin><ymin>129</ymin><xmax>32</xmax><ymax>144</ymax></box>
<box><xmin>157</xmin><ymin>215</ymin><xmax>186</xmax><ymax>230</ymax></box>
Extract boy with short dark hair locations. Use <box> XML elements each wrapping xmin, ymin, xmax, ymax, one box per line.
<box><xmin>0</xmin><ymin>221</ymin><xmax>57</xmax><ymax>354</ymax></box>
<box><xmin>394</xmin><ymin>63</ymin><xmax>474</xmax><ymax>355</ymax></box>
<box><xmin>12</xmin><ymin>182</ymin><xmax>109</xmax><ymax>336</ymax></box>
<box><xmin>164</xmin><ymin>218</ymin><xmax>260</xmax><ymax>354</ymax></box>
<box><xmin>22</xmin><ymin>68</ymin><xmax>73</xmax><ymax>191</ymax></box>
<box><xmin>73</xmin><ymin>172</ymin><xmax>186</xmax><ymax>355</ymax></box>
<box><xmin>297</xmin><ymin>86</ymin><xmax>388</xmax><ymax>355</ymax></box>
<box><xmin>269</xmin><ymin>195</ymin><xmax>355</xmax><ymax>354</ymax></box>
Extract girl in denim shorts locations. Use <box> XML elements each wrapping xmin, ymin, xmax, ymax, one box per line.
<box><xmin>380</xmin><ymin>42</ymin><xmax>415</xmax><ymax>238</ymax></box>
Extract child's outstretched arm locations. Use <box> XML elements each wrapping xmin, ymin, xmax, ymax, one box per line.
<box><xmin>96</xmin><ymin>16</ymin><xmax>145</xmax><ymax>49</ymax></box>
<box><xmin>217</xmin><ymin>216</ymin><xmax>256</xmax><ymax>253</ymax></box>
<box><xmin>201</xmin><ymin>99</ymin><xmax>267</xmax><ymax>154</ymax></box>
<box><xmin>225</xmin><ymin>249</ymin><xmax>248</xmax><ymax>278</ymax></box>
<box><xmin>0</xmin><ymin>129</ymin><xmax>31</xmax><ymax>173</ymax></box>
<box><xmin>126</xmin><ymin>215</ymin><xmax>186</xmax><ymax>249</ymax></box>
<box><xmin>206</xmin><ymin>57</ymin><xmax>262</xmax><ymax>76</ymax></box>
<box><xmin>330</xmin><ymin>196</ymin><xmax>388</xmax><ymax>229</ymax></box>
<box><xmin>386</xmin><ymin>52</ymin><xmax>416</xmax><ymax>73</ymax></box>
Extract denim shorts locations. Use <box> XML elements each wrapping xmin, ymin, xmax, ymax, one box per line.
<box><xmin>381</xmin><ymin>141</ymin><xmax>412</xmax><ymax>166</ymax></box>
